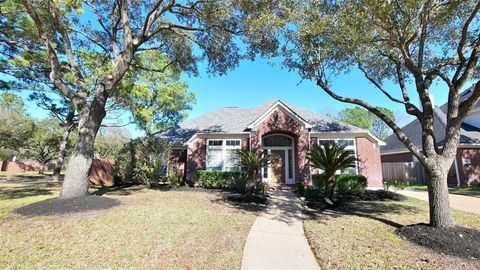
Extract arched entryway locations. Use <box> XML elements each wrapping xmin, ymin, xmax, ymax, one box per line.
<box><xmin>261</xmin><ymin>134</ymin><xmax>295</xmax><ymax>185</ymax></box>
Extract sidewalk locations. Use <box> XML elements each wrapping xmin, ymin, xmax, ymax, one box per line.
<box><xmin>241</xmin><ymin>190</ymin><xmax>320</xmax><ymax>270</ymax></box>
<box><xmin>397</xmin><ymin>189</ymin><xmax>480</xmax><ymax>214</ymax></box>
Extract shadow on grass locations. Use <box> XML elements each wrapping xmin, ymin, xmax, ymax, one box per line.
<box><xmin>304</xmin><ymin>191</ymin><xmax>420</xmax><ymax>229</ymax></box>
<box><xmin>211</xmin><ymin>193</ymin><xmax>267</xmax><ymax>213</ymax></box>
<box><xmin>0</xmin><ymin>182</ymin><xmax>59</xmax><ymax>200</ymax></box>
<box><xmin>15</xmin><ymin>195</ymin><xmax>121</xmax><ymax>216</ymax></box>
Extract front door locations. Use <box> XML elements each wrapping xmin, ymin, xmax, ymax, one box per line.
<box><xmin>270</xmin><ymin>150</ymin><xmax>285</xmax><ymax>184</ymax></box>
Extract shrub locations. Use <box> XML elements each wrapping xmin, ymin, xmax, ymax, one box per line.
<box><xmin>167</xmin><ymin>166</ymin><xmax>181</xmax><ymax>187</ymax></box>
<box><xmin>295</xmin><ymin>181</ymin><xmax>305</xmax><ymax>196</ymax></box>
<box><xmin>336</xmin><ymin>174</ymin><xmax>368</xmax><ymax>195</ymax></box>
<box><xmin>312</xmin><ymin>174</ymin><xmax>327</xmax><ymax>194</ymax></box>
<box><xmin>383</xmin><ymin>180</ymin><xmax>406</xmax><ymax>191</ymax></box>
<box><xmin>114</xmin><ymin>136</ymin><xmax>170</xmax><ymax>187</ymax></box>
<box><xmin>303</xmin><ymin>187</ymin><xmax>321</xmax><ymax>201</ymax></box>
<box><xmin>196</xmin><ymin>170</ymin><xmax>244</xmax><ymax>190</ymax></box>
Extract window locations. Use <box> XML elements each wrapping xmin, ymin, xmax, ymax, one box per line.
<box><xmin>263</xmin><ymin>135</ymin><xmax>293</xmax><ymax>147</ymax></box>
<box><xmin>206</xmin><ymin>139</ymin><xmax>241</xmax><ymax>171</ymax></box>
<box><xmin>318</xmin><ymin>138</ymin><xmax>358</xmax><ymax>174</ymax></box>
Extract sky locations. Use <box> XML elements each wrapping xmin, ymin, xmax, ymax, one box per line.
<box><xmin>12</xmin><ymin>4</ymin><xmax>475</xmax><ymax>139</ymax></box>
<box><xmin>17</xmin><ymin>53</ymin><xmax>474</xmax><ymax>139</ymax></box>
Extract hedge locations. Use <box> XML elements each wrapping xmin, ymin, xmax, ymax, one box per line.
<box><xmin>312</xmin><ymin>173</ymin><xmax>368</xmax><ymax>196</ymax></box>
<box><xmin>195</xmin><ymin>170</ymin><xmax>247</xmax><ymax>192</ymax></box>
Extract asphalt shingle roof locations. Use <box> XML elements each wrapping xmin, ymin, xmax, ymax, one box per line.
<box><xmin>381</xmin><ymin>87</ymin><xmax>480</xmax><ymax>154</ymax></box>
<box><xmin>156</xmin><ymin>100</ymin><xmax>367</xmax><ymax>145</ymax></box>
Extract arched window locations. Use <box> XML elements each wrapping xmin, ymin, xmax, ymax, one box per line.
<box><xmin>263</xmin><ymin>135</ymin><xmax>293</xmax><ymax>147</ymax></box>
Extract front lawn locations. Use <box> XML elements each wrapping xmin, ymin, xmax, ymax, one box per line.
<box><xmin>0</xmin><ymin>182</ymin><xmax>257</xmax><ymax>269</ymax></box>
<box><xmin>304</xmin><ymin>196</ymin><xmax>480</xmax><ymax>269</ymax></box>
<box><xmin>408</xmin><ymin>184</ymin><xmax>480</xmax><ymax>198</ymax></box>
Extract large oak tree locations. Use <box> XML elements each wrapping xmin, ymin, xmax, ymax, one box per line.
<box><xmin>270</xmin><ymin>0</ymin><xmax>480</xmax><ymax>227</ymax></box>
<box><xmin>0</xmin><ymin>0</ymin><xmax>270</xmax><ymax>198</ymax></box>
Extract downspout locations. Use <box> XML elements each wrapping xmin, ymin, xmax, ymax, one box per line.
<box><xmin>454</xmin><ymin>155</ymin><xmax>461</xmax><ymax>187</ymax></box>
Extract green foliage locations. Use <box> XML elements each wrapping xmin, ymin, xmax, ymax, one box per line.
<box><xmin>115</xmin><ymin>136</ymin><xmax>170</xmax><ymax>187</ymax></box>
<box><xmin>94</xmin><ymin>127</ymin><xmax>130</xmax><ymax>159</ymax></box>
<box><xmin>335</xmin><ymin>174</ymin><xmax>368</xmax><ymax>195</ymax></box>
<box><xmin>308</xmin><ymin>141</ymin><xmax>357</xmax><ymax>200</ymax></box>
<box><xmin>303</xmin><ymin>187</ymin><xmax>321</xmax><ymax>201</ymax></box>
<box><xmin>0</xmin><ymin>92</ymin><xmax>35</xmax><ymax>149</ymax></box>
<box><xmin>24</xmin><ymin>118</ymin><xmax>63</xmax><ymax>172</ymax></box>
<box><xmin>235</xmin><ymin>149</ymin><xmax>270</xmax><ymax>194</ymax></box>
<box><xmin>383</xmin><ymin>180</ymin><xmax>406</xmax><ymax>192</ymax></box>
<box><xmin>312</xmin><ymin>174</ymin><xmax>327</xmax><ymax>194</ymax></box>
<box><xmin>295</xmin><ymin>181</ymin><xmax>305</xmax><ymax>196</ymax></box>
<box><xmin>336</xmin><ymin>106</ymin><xmax>395</xmax><ymax>140</ymax></box>
<box><xmin>167</xmin><ymin>166</ymin><xmax>182</xmax><ymax>187</ymax></box>
<box><xmin>114</xmin><ymin>51</ymin><xmax>196</xmax><ymax>135</ymax></box>
<box><xmin>196</xmin><ymin>170</ymin><xmax>241</xmax><ymax>189</ymax></box>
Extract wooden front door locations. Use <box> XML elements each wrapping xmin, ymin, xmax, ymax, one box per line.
<box><xmin>270</xmin><ymin>150</ymin><xmax>285</xmax><ymax>184</ymax></box>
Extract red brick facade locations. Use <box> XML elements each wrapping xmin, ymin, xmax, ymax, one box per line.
<box><xmin>171</xmin><ymin>107</ymin><xmax>384</xmax><ymax>187</ymax></box>
<box><xmin>249</xmin><ymin>108</ymin><xmax>310</xmax><ymax>181</ymax></box>
<box><xmin>356</xmin><ymin>137</ymin><xmax>383</xmax><ymax>187</ymax></box>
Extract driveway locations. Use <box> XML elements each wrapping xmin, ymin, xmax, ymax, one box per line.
<box><xmin>396</xmin><ymin>189</ymin><xmax>480</xmax><ymax>214</ymax></box>
<box><xmin>241</xmin><ymin>189</ymin><xmax>320</xmax><ymax>270</ymax></box>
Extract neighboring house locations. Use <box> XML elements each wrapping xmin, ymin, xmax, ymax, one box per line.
<box><xmin>381</xmin><ymin>88</ymin><xmax>480</xmax><ymax>186</ymax></box>
<box><xmin>158</xmin><ymin>100</ymin><xmax>384</xmax><ymax>187</ymax></box>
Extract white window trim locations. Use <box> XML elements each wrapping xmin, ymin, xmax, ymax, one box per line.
<box><xmin>261</xmin><ymin>134</ymin><xmax>296</xmax><ymax>184</ymax></box>
<box><xmin>318</xmin><ymin>138</ymin><xmax>359</xmax><ymax>175</ymax></box>
<box><xmin>206</xmin><ymin>139</ymin><xmax>242</xmax><ymax>171</ymax></box>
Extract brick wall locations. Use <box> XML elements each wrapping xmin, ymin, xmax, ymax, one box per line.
<box><xmin>89</xmin><ymin>159</ymin><xmax>115</xmax><ymax>186</ymax></box>
<box><xmin>169</xmin><ymin>149</ymin><xmax>187</xmax><ymax>182</ymax></box>
<box><xmin>249</xmin><ymin>108</ymin><xmax>310</xmax><ymax>182</ymax></box>
<box><xmin>356</xmin><ymin>137</ymin><xmax>383</xmax><ymax>187</ymax></box>
<box><xmin>185</xmin><ymin>138</ymin><xmax>206</xmax><ymax>183</ymax></box>
<box><xmin>459</xmin><ymin>149</ymin><xmax>480</xmax><ymax>185</ymax></box>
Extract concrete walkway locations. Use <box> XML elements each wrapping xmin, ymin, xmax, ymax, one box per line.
<box><xmin>241</xmin><ymin>190</ymin><xmax>320</xmax><ymax>270</ymax></box>
<box><xmin>396</xmin><ymin>189</ymin><xmax>480</xmax><ymax>214</ymax></box>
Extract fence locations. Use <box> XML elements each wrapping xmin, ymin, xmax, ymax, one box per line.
<box><xmin>382</xmin><ymin>162</ymin><xmax>426</xmax><ymax>184</ymax></box>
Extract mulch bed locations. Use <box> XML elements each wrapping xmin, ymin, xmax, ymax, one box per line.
<box><xmin>226</xmin><ymin>194</ymin><xmax>269</xmax><ymax>205</ymax></box>
<box><xmin>15</xmin><ymin>195</ymin><xmax>121</xmax><ymax>216</ymax></box>
<box><xmin>397</xmin><ymin>223</ymin><xmax>480</xmax><ymax>260</ymax></box>
<box><xmin>304</xmin><ymin>190</ymin><xmax>406</xmax><ymax>210</ymax></box>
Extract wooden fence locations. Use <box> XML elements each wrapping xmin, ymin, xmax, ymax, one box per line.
<box><xmin>382</xmin><ymin>162</ymin><xmax>426</xmax><ymax>184</ymax></box>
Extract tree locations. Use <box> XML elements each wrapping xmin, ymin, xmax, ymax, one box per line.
<box><xmin>267</xmin><ymin>0</ymin><xmax>480</xmax><ymax>227</ymax></box>
<box><xmin>115</xmin><ymin>51</ymin><xmax>195</xmax><ymax>135</ymax></box>
<box><xmin>0</xmin><ymin>92</ymin><xmax>35</xmax><ymax>152</ymax></box>
<box><xmin>1</xmin><ymin>1</ymin><xmax>265</xmax><ymax>198</ymax></box>
<box><xmin>29</xmin><ymin>92</ymin><xmax>77</xmax><ymax>181</ymax></box>
<box><xmin>307</xmin><ymin>141</ymin><xmax>357</xmax><ymax>201</ymax></box>
<box><xmin>24</xmin><ymin>118</ymin><xmax>62</xmax><ymax>174</ymax></box>
<box><xmin>235</xmin><ymin>149</ymin><xmax>270</xmax><ymax>194</ymax></box>
<box><xmin>336</xmin><ymin>106</ymin><xmax>395</xmax><ymax>139</ymax></box>
<box><xmin>94</xmin><ymin>127</ymin><xmax>131</xmax><ymax>159</ymax></box>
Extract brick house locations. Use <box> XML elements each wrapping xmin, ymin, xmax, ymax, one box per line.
<box><xmin>381</xmin><ymin>88</ymin><xmax>480</xmax><ymax>186</ymax></box>
<box><xmin>158</xmin><ymin>100</ymin><xmax>384</xmax><ymax>187</ymax></box>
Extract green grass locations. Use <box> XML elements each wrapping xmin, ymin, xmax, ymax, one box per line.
<box><xmin>304</xmin><ymin>197</ymin><xmax>480</xmax><ymax>269</ymax></box>
<box><xmin>0</xmin><ymin>182</ymin><xmax>257</xmax><ymax>269</ymax></box>
<box><xmin>408</xmin><ymin>184</ymin><xmax>480</xmax><ymax>197</ymax></box>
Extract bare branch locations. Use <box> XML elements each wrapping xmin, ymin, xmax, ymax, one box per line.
<box><xmin>316</xmin><ymin>78</ymin><xmax>426</xmax><ymax>162</ymax></box>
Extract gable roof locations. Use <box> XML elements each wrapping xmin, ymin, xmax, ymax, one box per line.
<box><xmin>156</xmin><ymin>99</ymin><xmax>370</xmax><ymax>146</ymax></box>
<box><xmin>381</xmin><ymin>87</ymin><xmax>480</xmax><ymax>155</ymax></box>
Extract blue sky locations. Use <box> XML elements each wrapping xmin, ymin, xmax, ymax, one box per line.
<box><xmin>18</xmin><ymin>54</ymin><xmax>473</xmax><ymax>138</ymax></box>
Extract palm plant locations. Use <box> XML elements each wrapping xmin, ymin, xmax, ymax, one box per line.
<box><xmin>235</xmin><ymin>149</ymin><xmax>270</xmax><ymax>194</ymax></box>
<box><xmin>307</xmin><ymin>141</ymin><xmax>357</xmax><ymax>200</ymax></box>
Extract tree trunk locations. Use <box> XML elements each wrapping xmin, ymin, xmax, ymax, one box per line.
<box><xmin>425</xmin><ymin>161</ymin><xmax>454</xmax><ymax>228</ymax></box>
<box><xmin>52</xmin><ymin>124</ymin><xmax>73</xmax><ymax>182</ymax></box>
<box><xmin>60</xmin><ymin>113</ymin><xmax>103</xmax><ymax>199</ymax></box>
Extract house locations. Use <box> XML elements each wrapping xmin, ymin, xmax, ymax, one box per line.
<box><xmin>158</xmin><ymin>100</ymin><xmax>384</xmax><ymax>187</ymax></box>
<box><xmin>381</xmin><ymin>88</ymin><xmax>480</xmax><ymax>186</ymax></box>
